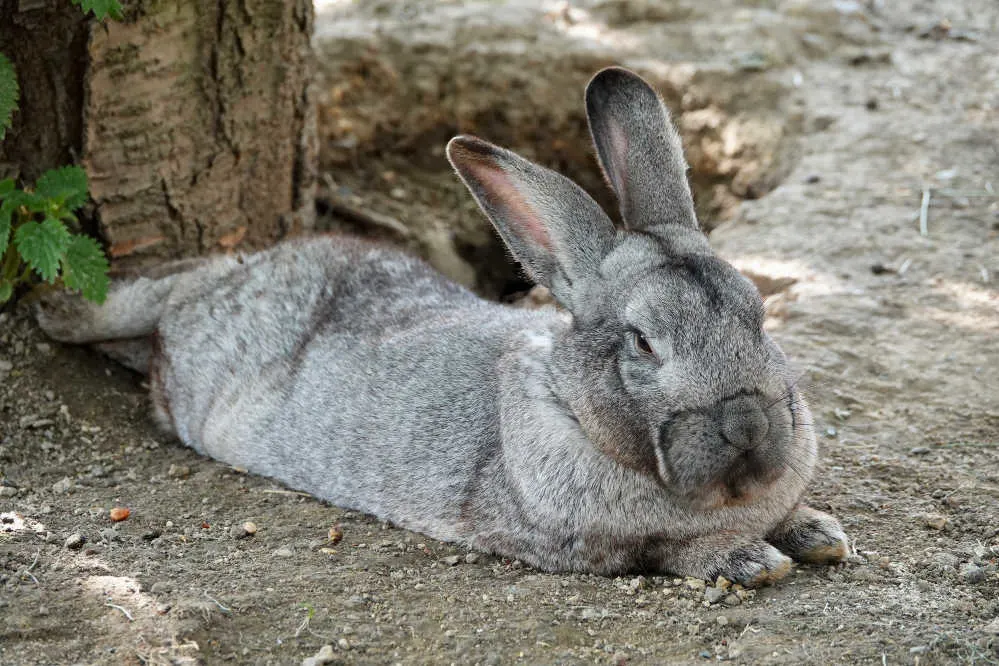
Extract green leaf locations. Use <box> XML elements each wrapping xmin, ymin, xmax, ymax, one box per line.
<box><xmin>14</xmin><ymin>217</ymin><xmax>71</xmax><ymax>283</ymax></box>
<box><xmin>0</xmin><ymin>53</ymin><xmax>18</xmax><ymax>141</ymax></box>
<box><xmin>0</xmin><ymin>189</ymin><xmax>45</xmax><ymax>257</ymax></box>
<box><xmin>36</xmin><ymin>166</ymin><xmax>89</xmax><ymax>212</ymax></box>
<box><xmin>3</xmin><ymin>189</ymin><xmax>47</xmax><ymax>214</ymax></box>
<box><xmin>0</xmin><ymin>178</ymin><xmax>14</xmax><ymax>198</ymax></box>
<box><xmin>61</xmin><ymin>234</ymin><xmax>109</xmax><ymax>303</ymax></box>
<box><xmin>70</xmin><ymin>0</ymin><xmax>124</xmax><ymax>20</ymax></box>
<box><xmin>0</xmin><ymin>281</ymin><xmax>12</xmax><ymax>304</ymax></box>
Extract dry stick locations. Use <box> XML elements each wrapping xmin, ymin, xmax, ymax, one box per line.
<box><xmin>106</xmin><ymin>601</ymin><xmax>135</xmax><ymax>622</ymax></box>
<box><xmin>203</xmin><ymin>590</ymin><xmax>232</xmax><ymax>613</ymax></box>
<box><xmin>18</xmin><ymin>550</ymin><xmax>40</xmax><ymax>586</ymax></box>
<box><xmin>919</xmin><ymin>188</ymin><xmax>931</xmax><ymax>237</ymax></box>
<box><xmin>322</xmin><ymin>173</ymin><xmax>410</xmax><ymax>237</ymax></box>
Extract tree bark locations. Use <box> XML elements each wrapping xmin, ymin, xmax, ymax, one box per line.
<box><xmin>0</xmin><ymin>0</ymin><xmax>316</xmax><ymax>270</ymax></box>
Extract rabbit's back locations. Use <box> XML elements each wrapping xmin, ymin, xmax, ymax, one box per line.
<box><xmin>153</xmin><ymin>236</ymin><xmax>555</xmax><ymax>538</ymax></box>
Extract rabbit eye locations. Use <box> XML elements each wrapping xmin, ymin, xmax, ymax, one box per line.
<box><xmin>630</xmin><ymin>330</ymin><xmax>657</xmax><ymax>360</ymax></box>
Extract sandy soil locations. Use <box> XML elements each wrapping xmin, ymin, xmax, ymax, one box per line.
<box><xmin>1</xmin><ymin>1</ymin><xmax>997</xmax><ymax>664</ymax></box>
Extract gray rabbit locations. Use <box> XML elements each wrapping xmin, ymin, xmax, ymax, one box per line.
<box><xmin>37</xmin><ymin>67</ymin><xmax>847</xmax><ymax>584</ymax></box>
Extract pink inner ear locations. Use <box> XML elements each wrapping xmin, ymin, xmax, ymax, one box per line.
<box><xmin>605</xmin><ymin>117</ymin><xmax>630</xmax><ymax>194</ymax></box>
<box><xmin>461</xmin><ymin>156</ymin><xmax>554</xmax><ymax>251</ymax></box>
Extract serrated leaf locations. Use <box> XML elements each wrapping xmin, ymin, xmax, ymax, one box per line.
<box><xmin>0</xmin><ymin>189</ymin><xmax>44</xmax><ymax>257</ymax></box>
<box><xmin>14</xmin><ymin>217</ymin><xmax>71</xmax><ymax>283</ymax></box>
<box><xmin>0</xmin><ymin>178</ymin><xmax>14</xmax><ymax>198</ymax></box>
<box><xmin>61</xmin><ymin>234</ymin><xmax>110</xmax><ymax>303</ymax></box>
<box><xmin>71</xmin><ymin>0</ymin><xmax>124</xmax><ymax>20</ymax></box>
<box><xmin>0</xmin><ymin>281</ymin><xmax>12</xmax><ymax>304</ymax></box>
<box><xmin>3</xmin><ymin>189</ymin><xmax>48</xmax><ymax>214</ymax></box>
<box><xmin>36</xmin><ymin>166</ymin><xmax>89</xmax><ymax>212</ymax></box>
<box><xmin>0</xmin><ymin>53</ymin><xmax>18</xmax><ymax>141</ymax></box>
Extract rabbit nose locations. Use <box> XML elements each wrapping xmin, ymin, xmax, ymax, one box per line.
<box><xmin>720</xmin><ymin>395</ymin><xmax>770</xmax><ymax>451</ymax></box>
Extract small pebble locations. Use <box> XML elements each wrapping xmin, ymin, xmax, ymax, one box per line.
<box><xmin>274</xmin><ymin>546</ymin><xmax>294</xmax><ymax>558</ymax></box>
<box><xmin>52</xmin><ymin>477</ymin><xmax>73</xmax><ymax>494</ymax></box>
<box><xmin>65</xmin><ymin>533</ymin><xmax>85</xmax><ymax>550</ymax></box>
<box><xmin>167</xmin><ymin>464</ymin><xmax>191</xmax><ymax>480</ymax></box>
<box><xmin>230</xmin><ymin>525</ymin><xmax>250</xmax><ymax>540</ymax></box>
<box><xmin>922</xmin><ymin>513</ymin><xmax>949</xmax><ymax>530</ymax></box>
<box><xmin>0</xmin><ymin>486</ymin><xmax>16</xmax><ymax>497</ymax></box>
<box><xmin>704</xmin><ymin>586</ymin><xmax>727</xmax><ymax>604</ymax></box>
<box><xmin>442</xmin><ymin>555</ymin><xmax>461</xmax><ymax>566</ymax></box>
<box><xmin>464</xmin><ymin>552</ymin><xmax>480</xmax><ymax>564</ymax></box>
<box><xmin>684</xmin><ymin>577</ymin><xmax>706</xmax><ymax>591</ymax></box>
<box><xmin>327</xmin><ymin>525</ymin><xmax>343</xmax><ymax>544</ymax></box>
<box><xmin>337</xmin><ymin>638</ymin><xmax>350</xmax><ymax>650</ymax></box>
<box><xmin>960</xmin><ymin>563</ymin><xmax>985</xmax><ymax>584</ymax></box>
<box><xmin>109</xmin><ymin>507</ymin><xmax>130</xmax><ymax>522</ymax></box>
<box><xmin>723</xmin><ymin>593</ymin><xmax>742</xmax><ymax>607</ymax></box>
<box><xmin>302</xmin><ymin>644</ymin><xmax>335</xmax><ymax>666</ymax></box>
<box><xmin>35</xmin><ymin>343</ymin><xmax>51</xmax><ymax>354</ymax></box>
<box><xmin>716</xmin><ymin>615</ymin><xmax>729</xmax><ymax>626</ymax></box>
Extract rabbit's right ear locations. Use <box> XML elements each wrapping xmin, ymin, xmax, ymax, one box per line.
<box><xmin>585</xmin><ymin>67</ymin><xmax>697</xmax><ymax>231</ymax></box>
<box><xmin>447</xmin><ymin>135</ymin><xmax>616</xmax><ymax>310</ymax></box>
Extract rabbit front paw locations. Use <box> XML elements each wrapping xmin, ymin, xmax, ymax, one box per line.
<box><xmin>662</xmin><ymin>535</ymin><xmax>792</xmax><ymax>587</ymax></box>
<box><xmin>717</xmin><ymin>541</ymin><xmax>793</xmax><ymax>587</ymax></box>
<box><xmin>767</xmin><ymin>504</ymin><xmax>849</xmax><ymax>565</ymax></box>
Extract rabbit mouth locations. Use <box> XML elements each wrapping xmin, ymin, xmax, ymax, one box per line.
<box><xmin>675</xmin><ymin>451</ymin><xmax>785</xmax><ymax>511</ymax></box>
<box><xmin>657</xmin><ymin>413</ymin><xmax>789</xmax><ymax>510</ymax></box>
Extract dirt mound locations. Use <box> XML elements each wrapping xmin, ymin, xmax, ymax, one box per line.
<box><xmin>311</xmin><ymin>0</ymin><xmax>879</xmax><ymax>296</ymax></box>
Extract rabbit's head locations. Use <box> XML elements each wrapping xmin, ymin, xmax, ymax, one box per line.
<box><xmin>447</xmin><ymin>67</ymin><xmax>813</xmax><ymax>511</ymax></box>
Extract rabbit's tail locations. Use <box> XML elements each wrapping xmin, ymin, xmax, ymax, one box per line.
<box><xmin>34</xmin><ymin>257</ymin><xmax>207</xmax><ymax>374</ymax></box>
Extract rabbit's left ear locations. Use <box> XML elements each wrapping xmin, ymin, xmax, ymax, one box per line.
<box><xmin>447</xmin><ymin>135</ymin><xmax>616</xmax><ymax>311</ymax></box>
<box><xmin>585</xmin><ymin>67</ymin><xmax>698</xmax><ymax>231</ymax></box>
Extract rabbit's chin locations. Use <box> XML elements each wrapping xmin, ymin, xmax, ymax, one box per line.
<box><xmin>678</xmin><ymin>463</ymin><xmax>786</xmax><ymax>512</ymax></box>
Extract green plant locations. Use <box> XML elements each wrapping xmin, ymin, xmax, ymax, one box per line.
<box><xmin>0</xmin><ymin>168</ymin><xmax>109</xmax><ymax>304</ymax></box>
<box><xmin>0</xmin><ymin>1</ymin><xmax>121</xmax><ymax>306</ymax></box>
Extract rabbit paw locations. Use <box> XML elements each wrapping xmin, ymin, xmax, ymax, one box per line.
<box><xmin>34</xmin><ymin>291</ymin><xmax>95</xmax><ymax>343</ymax></box>
<box><xmin>768</xmin><ymin>504</ymin><xmax>849</xmax><ymax>565</ymax></box>
<box><xmin>718</xmin><ymin>541</ymin><xmax>793</xmax><ymax>587</ymax></box>
<box><xmin>660</xmin><ymin>534</ymin><xmax>792</xmax><ymax>587</ymax></box>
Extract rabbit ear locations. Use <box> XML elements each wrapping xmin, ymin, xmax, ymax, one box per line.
<box><xmin>585</xmin><ymin>67</ymin><xmax>697</xmax><ymax>231</ymax></box>
<box><xmin>447</xmin><ymin>135</ymin><xmax>615</xmax><ymax>309</ymax></box>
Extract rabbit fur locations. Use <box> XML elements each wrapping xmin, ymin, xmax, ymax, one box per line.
<box><xmin>36</xmin><ymin>67</ymin><xmax>847</xmax><ymax>584</ymax></box>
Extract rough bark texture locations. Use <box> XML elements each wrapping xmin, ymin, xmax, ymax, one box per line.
<box><xmin>0</xmin><ymin>0</ymin><xmax>90</xmax><ymax>183</ymax></box>
<box><xmin>0</xmin><ymin>0</ymin><xmax>316</xmax><ymax>269</ymax></box>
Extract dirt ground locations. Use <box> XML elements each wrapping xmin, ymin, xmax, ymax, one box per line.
<box><xmin>2</xmin><ymin>0</ymin><xmax>998</xmax><ymax>664</ymax></box>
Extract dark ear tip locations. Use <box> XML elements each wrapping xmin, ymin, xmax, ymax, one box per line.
<box><xmin>585</xmin><ymin>66</ymin><xmax>657</xmax><ymax>107</ymax></box>
<box><xmin>446</xmin><ymin>135</ymin><xmax>496</xmax><ymax>163</ymax></box>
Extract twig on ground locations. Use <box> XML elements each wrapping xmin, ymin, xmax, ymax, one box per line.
<box><xmin>106</xmin><ymin>601</ymin><xmax>134</xmax><ymax>622</ymax></box>
<box><xmin>322</xmin><ymin>173</ymin><xmax>410</xmax><ymax>237</ymax></box>
<box><xmin>203</xmin><ymin>590</ymin><xmax>232</xmax><ymax>614</ymax></box>
<box><xmin>919</xmin><ymin>188</ymin><xmax>931</xmax><ymax>236</ymax></box>
<box><xmin>15</xmin><ymin>550</ymin><xmax>40</xmax><ymax>587</ymax></box>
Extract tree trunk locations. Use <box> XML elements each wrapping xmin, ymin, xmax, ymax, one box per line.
<box><xmin>0</xmin><ymin>0</ymin><xmax>316</xmax><ymax>270</ymax></box>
